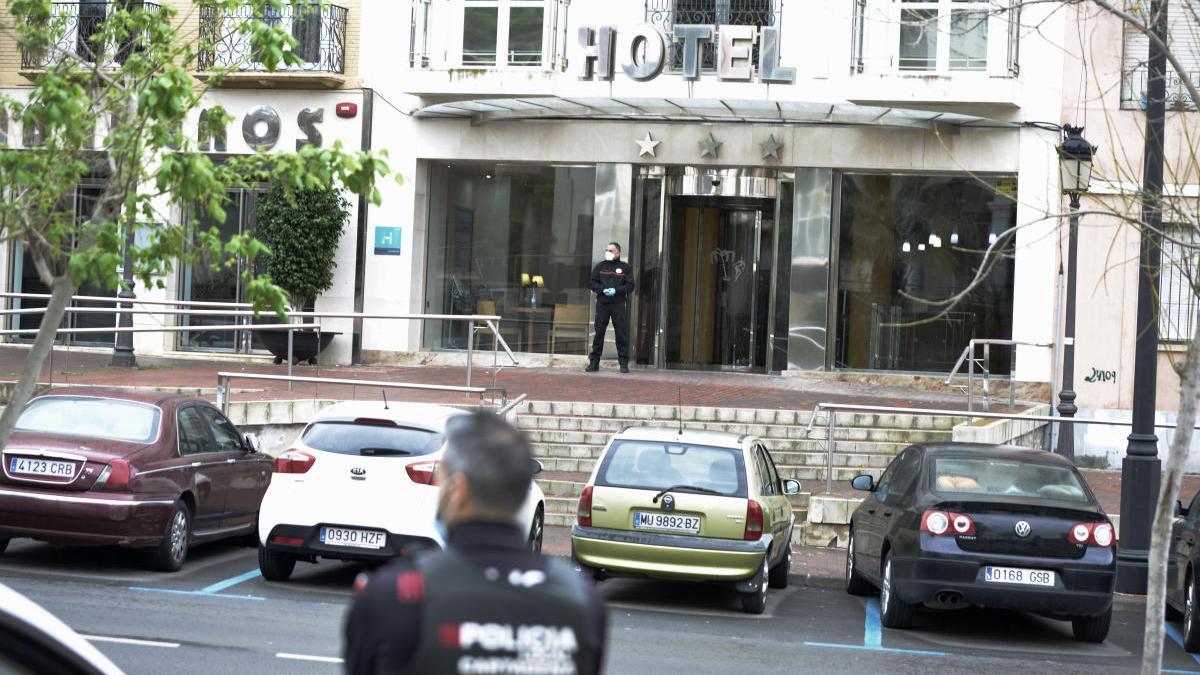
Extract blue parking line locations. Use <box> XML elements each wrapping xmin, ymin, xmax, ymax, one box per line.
<box><xmin>129</xmin><ymin>569</ymin><xmax>264</xmax><ymax>601</ymax></box>
<box><xmin>199</xmin><ymin>569</ymin><xmax>261</xmax><ymax>595</ymax></box>
<box><xmin>802</xmin><ymin>596</ymin><xmax>945</xmax><ymax>657</ymax></box>
<box><xmin>864</xmin><ymin>598</ymin><xmax>882</xmax><ymax>648</ymax></box>
<box><xmin>1165</xmin><ymin>622</ymin><xmax>1200</xmax><ymax>667</ymax></box>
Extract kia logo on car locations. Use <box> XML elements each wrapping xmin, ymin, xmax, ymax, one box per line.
<box><xmin>350</xmin><ymin>467</ymin><xmax>366</xmax><ymax>480</ymax></box>
<box><xmin>661</xmin><ymin>494</ymin><xmax>675</xmax><ymax>512</ymax></box>
<box><xmin>1014</xmin><ymin>520</ymin><xmax>1031</xmax><ymax>537</ymax></box>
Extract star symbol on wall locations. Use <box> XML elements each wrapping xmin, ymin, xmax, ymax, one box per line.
<box><xmin>761</xmin><ymin>134</ymin><xmax>784</xmax><ymax>161</ymax></box>
<box><xmin>635</xmin><ymin>131</ymin><xmax>661</xmax><ymax>158</ymax></box>
<box><xmin>699</xmin><ymin>132</ymin><xmax>722</xmax><ymax>158</ymax></box>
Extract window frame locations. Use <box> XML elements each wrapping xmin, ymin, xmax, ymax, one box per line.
<box><xmin>176</xmin><ymin>404</ymin><xmax>216</xmax><ymax>458</ymax></box>
<box><xmin>1159</xmin><ymin>224</ymin><xmax>1200</xmax><ymax>343</ymax></box>
<box><xmin>198</xmin><ymin>405</ymin><xmax>245</xmax><ymax>454</ymax></box>
<box><xmin>459</xmin><ymin>0</ymin><xmax>551</xmax><ymax>68</ymax></box>
<box><xmin>892</xmin><ymin>0</ymin><xmax>993</xmax><ymax>73</ymax></box>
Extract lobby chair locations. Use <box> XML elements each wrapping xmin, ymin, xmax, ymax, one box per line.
<box><xmin>474</xmin><ymin>299</ymin><xmax>520</xmax><ymax>352</ymax></box>
<box><xmin>549</xmin><ymin>303</ymin><xmax>589</xmax><ymax>354</ymax></box>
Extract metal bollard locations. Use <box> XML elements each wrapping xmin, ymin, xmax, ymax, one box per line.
<box><xmin>825</xmin><ymin>411</ymin><xmax>835</xmax><ymax>494</ymax></box>
<box><xmin>287</xmin><ymin>328</ymin><xmax>294</xmax><ymax>391</ymax></box>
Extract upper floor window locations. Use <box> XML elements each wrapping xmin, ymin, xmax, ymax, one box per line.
<box><xmin>899</xmin><ymin>0</ymin><xmax>989</xmax><ymax>72</ymax></box>
<box><xmin>646</xmin><ymin>0</ymin><xmax>780</xmax><ymax>71</ymax></box>
<box><xmin>462</xmin><ymin>0</ymin><xmax>548</xmax><ymax>67</ymax></box>
<box><xmin>198</xmin><ymin>2</ymin><xmax>348</xmax><ymax>74</ymax></box>
<box><xmin>21</xmin><ymin>2</ymin><xmax>161</xmax><ymax>71</ymax></box>
<box><xmin>1121</xmin><ymin>0</ymin><xmax>1200</xmax><ymax>109</ymax></box>
<box><xmin>1160</xmin><ymin>225</ymin><xmax>1200</xmax><ymax>342</ymax></box>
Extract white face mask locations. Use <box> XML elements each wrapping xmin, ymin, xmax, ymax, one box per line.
<box><xmin>604</xmin><ymin>251</ymin><xmax>615</xmax><ymax>262</ymax></box>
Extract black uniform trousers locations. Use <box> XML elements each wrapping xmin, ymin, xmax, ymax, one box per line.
<box><xmin>589</xmin><ymin>300</ymin><xmax>629</xmax><ymax>366</ymax></box>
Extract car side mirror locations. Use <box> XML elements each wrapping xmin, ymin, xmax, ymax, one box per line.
<box><xmin>1177</xmin><ymin>500</ymin><xmax>1187</xmax><ymax>518</ymax></box>
<box><xmin>530</xmin><ymin>459</ymin><xmax>544</xmax><ymax>476</ymax></box>
<box><xmin>243</xmin><ymin>433</ymin><xmax>258</xmax><ymax>454</ymax></box>
<box><xmin>783</xmin><ymin>479</ymin><xmax>802</xmax><ymax>495</ymax></box>
<box><xmin>850</xmin><ymin>474</ymin><xmax>875</xmax><ymax>492</ymax></box>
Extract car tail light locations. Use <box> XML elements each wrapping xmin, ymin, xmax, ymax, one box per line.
<box><xmin>270</xmin><ymin>535</ymin><xmax>304</xmax><ymax>547</ymax></box>
<box><xmin>1069</xmin><ymin>522</ymin><xmax>1114</xmax><ymax>547</ymax></box>
<box><xmin>577</xmin><ymin>486</ymin><xmax>593</xmax><ymax>527</ymax></box>
<box><xmin>94</xmin><ymin>459</ymin><xmax>131</xmax><ymax>491</ymax></box>
<box><xmin>744</xmin><ymin>499</ymin><xmax>764</xmax><ymax>541</ymax></box>
<box><xmin>274</xmin><ymin>449</ymin><xmax>315</xmax><ymax>474</ymax></box>
<box><xmin>921</xmin><ymin>510</ymin><xmax>975</xmax><ymax>536</ymax></box>
<box><xmin>406</xmin><ymin>461</ymin><xmax>439</xmax><ymax>485</ymax></box>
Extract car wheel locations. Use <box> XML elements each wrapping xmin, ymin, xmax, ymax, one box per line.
<box><xmin>768</xmin><ymin>540</ymin><xmax>791</xmax><ymax>589</ymax></box>
<box><xmin>1185</xmin><ymin>574</ymin><xmax>1200</xmax><ymax>652</ymax></box>
<box><xmin>258</xmin><ymin>546</ymin><xmax>297</xmax><ymax>582</ymax></box>
<box><xmin>147</xmin><ymin>501</ymin><xmax>190</xmax><ymax>573</ymax></box>
<box><xmin>845</xmin><ymin>530</ymin><xmax>873</xmax><ymax>596</ymax></box>
<box><xmin>528</xmin><ymin>507</ymin><xmax>544</xmax><ymax>554</ymax></box>
<box><xmin>1071</xmin><ymin>606</ymin><xmax>1112</xmax><ymax>643</ymax></box>
<box><xmin>879</xmin><ymin>551</ymin><xmax>914</xmax><ymax>629</ymax></box>
<box><xmin>740</xmin><ymin>556</ymin><xmax>769</xmax><ymax>615</ymax></box>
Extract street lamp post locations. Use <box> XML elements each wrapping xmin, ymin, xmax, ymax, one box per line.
<box><xmin>1055</xmin><ymin>126</ymin><xmax>1094</xmax><ymax>461</ymax></box>
<box><xmin>110</xmin><ymin>221</ymin><xmax>136</xmax><ymax>368</ymax></box>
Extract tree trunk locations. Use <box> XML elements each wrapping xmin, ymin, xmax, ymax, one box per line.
<box><xmin>1142</xmin><ymin>312</ymin><xmax>1200</xmax><ymax>673</ymax></box>
<box><xmin>0</xmin><ymin>276</ymin><xmax>77</xmax><ymax>448</ymax></box>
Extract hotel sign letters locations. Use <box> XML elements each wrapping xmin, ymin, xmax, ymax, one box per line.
<box><xmin>577</xmin><ymin>25</ymin><xmax>795</xmax><ymax>83</ymax></box>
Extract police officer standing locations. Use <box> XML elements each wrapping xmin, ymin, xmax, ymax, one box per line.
<box><xmin>343</xmin><ymin>412</ymin><xmax>607</xmax><ymax>675</ymax></box>
<box><xmin>586</xmin><ymin>241</ymin><xmax>635</xmax><ymax>373</ymax></box>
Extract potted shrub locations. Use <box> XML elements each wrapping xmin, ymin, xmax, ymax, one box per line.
<box><xmin>253</xmin><ymin>183</ymin><xmax>349</xmax><ymax>364</ymax></box>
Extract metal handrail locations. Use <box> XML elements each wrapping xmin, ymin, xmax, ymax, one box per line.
<box><xmin>944</xmin><ymin>339</ymin><xmax>1054</xmax><ymax>412</ymax></box>
<box><xmin>497</xmin><ymin>393</ymin><xmax>528</xmax><ymax>416</ymax></box>
<box><xmin>806</xmin><ymin>401</ymin><xmax>1200</xmax><ymax>494</ymax></box>
<box><xmin>214</xmin><ymin>371</ymin><xmax>498</xmax><ymax>414</ymax></box>
<box><xmin>1</xmin><ymin>293</ymin><xmax>521</xmax><ymax>389</ymax></box>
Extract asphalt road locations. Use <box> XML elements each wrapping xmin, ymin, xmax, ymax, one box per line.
<box><xmin>3</xmin><ymin>538</ymin><xmax>1200</xmax><ymax>674</ymax></box>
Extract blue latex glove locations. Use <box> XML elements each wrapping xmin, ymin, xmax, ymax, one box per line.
<box><xmin>603</xmin><ymin>288</ymin><xmax>616</xmax><ymax>297</ymax></box>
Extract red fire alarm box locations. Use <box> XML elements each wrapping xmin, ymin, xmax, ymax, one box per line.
<box><xmin>336</xmin><ymin>102</ymin><xmax>358</xmax><ymax>118</ymax></box>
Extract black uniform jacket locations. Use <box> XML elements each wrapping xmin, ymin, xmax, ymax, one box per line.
<box><xmin>342</xmin><ymin>521</ymin><xmax>608</xmax><ymax>675</ymax></box>
<box><xmin>589</xmin><ymin>259</ymin><xmax>635</xmax><ymax>303</ymax></box>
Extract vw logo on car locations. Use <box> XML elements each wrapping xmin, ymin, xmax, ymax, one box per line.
<box><xmin>1014</xmin><ymin>520</ymin><xmax>1032</xmax><ymax>538</ymax></box>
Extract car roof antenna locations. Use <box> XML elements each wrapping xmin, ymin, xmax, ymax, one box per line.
<box><xmin>677</xmin><ymin>387</ymin><xmax>683</xmax><ymax>435</ymax></box>
<box><xmin>382</xmin><ymin>389</ymin><xmax>390</xmax><ymax>410</ymax></box>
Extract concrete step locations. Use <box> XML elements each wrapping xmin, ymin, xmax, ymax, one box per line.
<box><xmin>521</xmin><ymin>401</ymin><xmax>965</xmax><ymax>431</ymax></box>
<box><xmin>521</xmin><ymin>427</ymin><xmax>948</xmax><ymax>447</ymax></box>
<box><xmin>530</xmin><ymin>438</ymin><xmax>913</xmax><ymax>462</ymax></box>
<box><xmin>516</xmin><ymin>415</ymin><xmax>958</xmax><ymax>439</ymax></box>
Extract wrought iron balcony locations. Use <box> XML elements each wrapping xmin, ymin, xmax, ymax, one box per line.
<box><xmin>21</xmin><ymin>2</ymin><xmax>162</xmax><ymax>71</ymax></box>
<box><xmin>1122</xmin><ymin>66</ymin><xmax>1198</xmax><ymax>110</ymax></box>
<box><xmin>644</xmin><ymin>0</ymin><xmax>782</xmax><ymax>72</ymax></box>
<box><xmin>198</xmin><ymin>3</ymin><xmax>348</xmax><ymax>75</ymax></box>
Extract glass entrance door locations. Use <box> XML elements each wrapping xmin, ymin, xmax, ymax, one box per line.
<box><xmin>665</xmin><ymin>198</ymin><xmax>773</xmax><ymax>371</ymax></box>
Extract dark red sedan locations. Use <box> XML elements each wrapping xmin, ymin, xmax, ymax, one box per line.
<box><xmin>0</xmin><ymin>388</ymin><xmax>272</xmax><ymax>571</ymax></box>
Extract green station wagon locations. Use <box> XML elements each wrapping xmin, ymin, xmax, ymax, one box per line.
<box><xmin>570</xmin><ymin>427</ymin><xmax>800</xmax><ymax>613</ymax></box>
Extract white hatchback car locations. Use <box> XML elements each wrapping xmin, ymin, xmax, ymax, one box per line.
<box><xmin>257</xmin><ymin>401</ymin><xmax>546</xmax><ymax>581</ymax></box>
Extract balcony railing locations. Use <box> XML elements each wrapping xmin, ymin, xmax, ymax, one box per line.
<box><xmin>645</xmin><ymin>0</ymin><xmax>782</xmax><ymax>72</ymax></box>
<box><xmin>21</xmin><ymin>2</ymin><xmax>161</xmax><ymax>70</ymax></box>
<box><xmin>198</xmin><ymin>3</ymin><xmax>347</xmax><ymax>74</ymax></box>
<box><xmin>1122</xmin><ymin>66</ymin><xmax>1199</xmax><ymax>110</ymax></box>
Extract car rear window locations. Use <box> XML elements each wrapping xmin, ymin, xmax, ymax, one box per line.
<box><xmin>932</xmin><ymin>457</ymin><xmax>1091</xmax><ymax>503</ymax></box>
<box><xmin>596</xmin><ymin>440</ymin><xmax>747</xmax><ymax>497</ymax></box>
<box><xmin>16</xmin><ymin>397</ymin><xmax>160</xmax><ymax>444</ymax></box>
<box><xmin>301</xmin><ymin>421</ymin><xmax>444</xmax><ymax>457</ymax></box>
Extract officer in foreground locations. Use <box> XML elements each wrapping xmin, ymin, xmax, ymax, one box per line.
<box><xmin>343</xmin><ymin>412</ymin><xmax>607</xmax><ymax>675</ymax></box>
